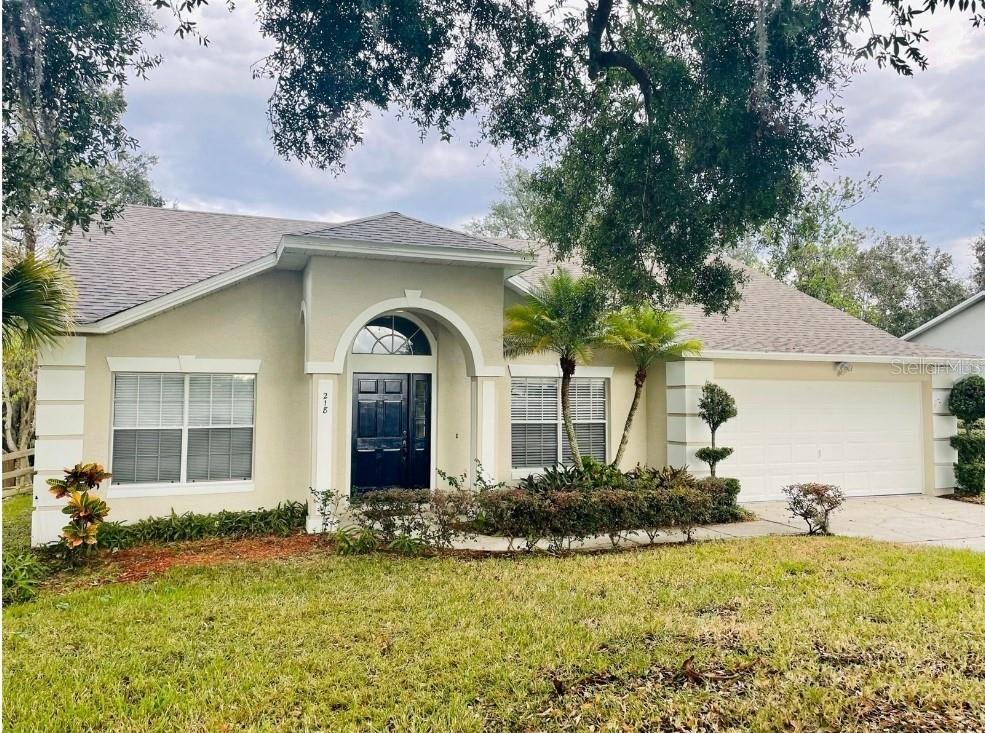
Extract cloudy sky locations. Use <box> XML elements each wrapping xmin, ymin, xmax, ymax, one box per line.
<box><xmin>124</xmin><ymin>2</ymin><xmax>984</xmax><ymax>276</ymax></box>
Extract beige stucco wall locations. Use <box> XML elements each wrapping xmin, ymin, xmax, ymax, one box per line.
<box><xmin>907</xmin><ymin>298</ymin><xmax>985</xmax><ymax>357</ymax></box>
<box><xmin>80</xmin><ymin>270</ymin><xmax>309</xmax><ymax>522</ymax></box>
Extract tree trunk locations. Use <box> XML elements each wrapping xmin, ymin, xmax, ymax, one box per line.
<box><xmin>559</xmin><ymin>356</ymin><xmax>581</xmax><ymax>466</ymax></box>
<box><xmin>709</xmin><ymin>425</ymin><xmax>717</xmax><ymax>477</ymax></box>
<box><xmin>613</xmin><ymin>367</ymin><xmax>646</xmax><ymax>468</ymax></box>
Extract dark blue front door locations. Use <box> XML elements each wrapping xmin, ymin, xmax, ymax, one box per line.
<box><xmin>351</xmin><ymin>373</ymin><xmax>431</xmax><ymax>494</ymax></box>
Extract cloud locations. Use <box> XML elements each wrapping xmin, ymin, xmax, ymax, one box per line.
<box><xmin>124</xmin><ymin>2</ymin><xmax>984</xmax><ymax>274</ymax></box>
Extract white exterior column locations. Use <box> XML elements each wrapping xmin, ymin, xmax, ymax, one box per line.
<box><xmin>929</xmin><ymin>370</ymin><xmax>959</xmax><ymax>496</ymax></box>
<box><xmin>470</xmin><ymin>376</ymin><xmax>499</xmax><ymax>483</ymax></box>
<box><xmin>32</xmin><ymin>337</ymin><xmax>87</xmax><ymax>546</ymax></box>
<box><xmin>308</xmin><ymin>373</ymin><xmax>341</xmax><ymax>532</ymax></box>
<box><xmin>665</xmin><ymin>360</ymin><xmax>714</xmax><ymax>477</ymax></box>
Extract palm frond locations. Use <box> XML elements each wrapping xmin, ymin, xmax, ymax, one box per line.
<box><xmin>603</xmin><ymin>304</ymin><xmax>702</xmax><ymax>369</ymax></box>
<box><xmin>2</xmin><ymin>254</ymin><xmax>76</xmax><ymax>351</ymax></box>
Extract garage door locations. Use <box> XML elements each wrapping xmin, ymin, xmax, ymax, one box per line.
<box><xmin>716</xmin><ymin>379</ymin><xmax>923</xmax><ymax>501</ymax></box>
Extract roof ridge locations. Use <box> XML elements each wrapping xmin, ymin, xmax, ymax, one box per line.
<box><xmin>121</xmin><ymin>203</ymin><xmax>330</xmax><ymax>228</ymax></box>
<box><xmin>300</xmin><ymin>210</ymin><xmax>400</xmax><ymax>235</ymax></box>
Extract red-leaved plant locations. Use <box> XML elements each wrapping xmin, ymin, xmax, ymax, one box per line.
<box><xmin>47</xmin><ymin>463</ymin><xmax>111</xmax><ymax>551</ymax></box>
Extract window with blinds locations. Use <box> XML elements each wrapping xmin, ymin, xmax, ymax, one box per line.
<box><xmin>111</xmin><ymin>373</ymin><xmax>255</xmax><ymax>485</ymax></box>
<box><xmin>510</xmin><ymin>377</ymin><xmax>607</xmax><ymax>468</ymax></box>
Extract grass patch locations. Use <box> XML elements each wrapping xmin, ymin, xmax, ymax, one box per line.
<box><xmin>2</xmin><ymin>494</ymin><xmax>32</xmax><ymax>559</ymax></box>
<box><xmin>4</xmin><ymin>536</ymin><xmax>985</xmax><ymax>732</ymax></box>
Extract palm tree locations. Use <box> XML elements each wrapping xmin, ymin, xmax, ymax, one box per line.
<box><xmin>2</xmin><ymin>254</ymin><xmax>75</xmax><ymax>350</ymax></box>
<box><xmin>604</xmin><ymin>305</ymin><xmax>702</xmax><ymax>467</ymax></box>
<box><xmin>504</xmin><ymin>269</ymin><xmax>608</xmax><ymax>465</ymax></box>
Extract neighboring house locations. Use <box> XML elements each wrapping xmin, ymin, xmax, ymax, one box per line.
<box><xmin>902</xmin><ymin>291</ymin><xmax>985</xmax><ymax>357</ymax></box>
<box><xmin>30</xmin><ymin>206</ymin><xmax>974</xmax><ymax>543</ymax></box>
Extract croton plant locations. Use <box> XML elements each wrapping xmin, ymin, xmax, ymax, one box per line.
<box><xmin>47</xmin><ymin>463</ymin><xmax>111</xmax><ymax>550</ymax></box>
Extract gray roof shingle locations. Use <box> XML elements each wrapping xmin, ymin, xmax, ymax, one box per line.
<box><xmin>302</xmin><ymin>211</ymin><xmax>515</xmax><ymax>252</ymax></box>
<box><xmin>493</xmin><ymin>238</ymin><xmax>968</xmax><ymax>360</ymax></box>
<box><xmin>66</xmin><ymin>206</ymin><xmax>513</xmax><ymax>324</ymax></box>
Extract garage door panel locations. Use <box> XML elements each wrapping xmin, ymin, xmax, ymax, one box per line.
<box><xmin>718</xmin><ymin>378</ymin><xmax>923</xmax><ymax>501</ymax></box>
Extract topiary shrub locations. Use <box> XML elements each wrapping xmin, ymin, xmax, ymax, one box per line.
<box><xmin>948</xmin><ymin>374</ymin><xmax>985</xmax><ymax>433</ymax></box>
<box><xmin>696</xmin><ymin>382</ymin><xmax>737</xmax><ymax>476</ymax></box>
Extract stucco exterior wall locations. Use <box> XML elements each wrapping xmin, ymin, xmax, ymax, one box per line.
<box><xmin>907</xmin><ymin>298</ymin><xmax>985</xmax><ymax>357</ymax></box>
<box><xmin>73</xmin><ymin>270</ymin><xmax>308</xmax><ymax>523</ymax></box>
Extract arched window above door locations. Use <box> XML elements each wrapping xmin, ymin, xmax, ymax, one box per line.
<box><xmin>352</xmin><ymin>315</ymin><xmax>432</xmax><ymax>356</ymax></box>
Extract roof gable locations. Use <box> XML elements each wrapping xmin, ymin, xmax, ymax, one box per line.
<box><xmin>301</xmin><ymin>211</ymin><xmax>512</xmax><ymax>252</ymax></box>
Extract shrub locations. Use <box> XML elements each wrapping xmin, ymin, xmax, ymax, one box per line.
<box><xmin>665</xmin><ymin>484</ymin><xmax>713</xmax><ymax>541</ymax></box>
<box><xmin>97</xmin><ymin>502</ymin><xmax>307</xmax><ymax>549</ymax></box>
<box><xmin>782</xmin><ymin>483</ymin><xmax>845</xmax><ymax>535</ymax></box>
<box><xmin>46</xmin><ymin>462</ymin><xmax>111</xmax><ymax>558</ymax></box>
<box><xmin>698</xmin><ymin>477</ymin><xmax>743</xmax><ymax>522</ymax></box>
<box><xmin>334</xmin><ymin>526</ymin><xmax>381</xmax><ymax>555</ymax></box>
<box><xmin>697</xmin><ymin>383</ymin><xmax>737</xmax><ymax>476</ymax></box>
<box><xmin>350</xmin><ymin>489</ymin><xmax>431</xmax><ymax>542</ymax></box>
<box><xmin>2</xmin><ymin>552</ymin><xmax>48</xmax><ymax>605</ymax></box>
<box><xmin>429</xmin><ymin>489</ymin><xmax>478</xmax><ymax>549</ymax></box>
<box><xmin>949</xmin><ymin>375</ymin><xmax>985</xmax><ymax>433</ymax></box>
<box><xmin>950</xmin><ymin>432</ymin><xmax>985</xmax><ymax>497</ymax></box>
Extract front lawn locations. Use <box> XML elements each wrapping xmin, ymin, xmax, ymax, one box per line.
<box><xmin>4</xmin><ymin>537</ymin><xmax>984</xmax><ymax>732</ymax></box>
<box><xmin>2</xmin><ymin>493</ymin><xmax>33</xmax><ymax>558</ymax></box>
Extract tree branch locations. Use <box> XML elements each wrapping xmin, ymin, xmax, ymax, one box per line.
<box><xmin>585</xmin><ymin>0</ymin><xmax>654</xmax><ymax>120</ymax></box>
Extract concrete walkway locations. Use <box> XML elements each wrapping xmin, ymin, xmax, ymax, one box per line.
<box><xmin>452</xmin><ymin>495</ymin><xmax>985</xmax><ymax>552</ymax></box>
<box><xmin>748</xmin><ymin>494</ymin><xmax>985</xmax><ymax>551</ymax></box>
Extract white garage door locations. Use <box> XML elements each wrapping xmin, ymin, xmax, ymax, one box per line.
<box><xmin>716</xmin><ymin>379</ymin><xmax>923</xmax><ymax>502</ymax></box>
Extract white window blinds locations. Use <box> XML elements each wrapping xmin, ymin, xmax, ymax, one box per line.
<box><xmin>510</xmin><ymin>377</ymin><xmax>608</xmax><ymax>468</ymax></box>
<box><xmin>111</xmin><ymin>373</ymin><xmax>255</xmax><ymax>485</ymax></box>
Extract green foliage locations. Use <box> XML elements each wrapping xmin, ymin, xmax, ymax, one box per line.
<box><xmin>972</xmin><ymin>229</ymin><xmax>985</xmax><ymax>292</ymax></box>
<box><xmin>96</xmin><ymin>502</ymin><xmax>308</xmax><ymax>549</ymax></box>
<box><xmin>948</xmin><ymin>375</ymin><xmax>985</xmax><ymax>431</ymax></box>
<box><xmin>504</xmin><ymin>270</ymin><xmax>609</xmax><ymax>464</ymax></box>
<box><xmin>2</xmin><ymin>551</ymin><xmax>47</xmax><ymax>605</ymax></box>
<box><xmin>697</xmin><ymin>382</ymin><xmax>737</xmax><ymax>476</ymax></box>
<box><xmin>954</xmin><ymin>462</ymin><xmax>985</xmax><ymax>498</ymax></box>
<box><xmin>782</xmin><ymin>483</ymin><xmax>846</xmax><ymax>535</ymax></box>
<box><xmin>2</xmin><ymin>0</ymin><xmax>160</xmax><ymax>244</ymax></box>
<box><xmin>698</xmin><ymin>477</ymin><xmax>745</xmax><ymax>523</ymax></box>
<box><xmin>44</xmin><ymin>462</ymin><xmax>111</xmax><ymax>557</ymax></box>
<box><xmin>333</xmin><ymin>526</ymin><xmax>381</xmax><ymax>556</ymax></box>
<box><xmin>464</xmin><ymin>162</ymin><xmax>539</xmax><ymax>239</ymax></box>
<box><xmin>2</xmin><ymin>254</ymin><xmax>75</xmax><ymax>350</ymax></box>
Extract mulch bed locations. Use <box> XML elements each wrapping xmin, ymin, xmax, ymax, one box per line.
<box><xmin>104</xmin><ymin>533</ymin><xmax>322</xmax><ymax>584</ymax></box>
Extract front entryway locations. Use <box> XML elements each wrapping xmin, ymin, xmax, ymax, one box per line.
<box><xmin>351</xmin><ymin>373</ymin><xmax>431</xmax><ymax>494</ymax></box>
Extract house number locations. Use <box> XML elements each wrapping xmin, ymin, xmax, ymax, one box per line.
<box><xmin>322</xmin><ymin>392</ymin><xmax>329</xmax><ymax>414</ymax></box>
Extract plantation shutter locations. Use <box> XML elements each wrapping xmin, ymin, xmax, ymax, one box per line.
<box><xmin>111</xmin><ymin>373</ymin><xmax>184</xmax><ymax>483</ymax></box>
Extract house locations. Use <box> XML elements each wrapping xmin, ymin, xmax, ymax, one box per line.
<box><xmin>902</xmin><ymin>290</ymin><xmax>985</xmax><ymax>357</ymax></box>
<box><xmin>30</xmin><ymin>206</ymin><xmax>974</xmax><ymax>544</ymax></box>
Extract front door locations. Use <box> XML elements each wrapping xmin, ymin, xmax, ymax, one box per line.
<box><xmin>351</xmin><ymin>373</ymin><xmax>431</xmax><ymax>494</ymax></box>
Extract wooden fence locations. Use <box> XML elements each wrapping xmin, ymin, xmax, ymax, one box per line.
<box><xmin>2</xmin><ymin>447</ymin><xmax>35</xmax><ymax>498</ymax></box>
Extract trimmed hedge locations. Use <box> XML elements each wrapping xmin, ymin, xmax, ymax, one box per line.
<box><xmin>97</xmin><ymin>501</ymin><xmax>308</xmax><ymax>549</ymax></box>
<box><xmin>950</xmin><ymin>432</ymin><xmax>985</xmax><ymax>497</ymax></box>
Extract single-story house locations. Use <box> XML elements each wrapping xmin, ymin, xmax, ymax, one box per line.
<box><xmin>902</xmin><ymin>290</ymin><xmax>985</xmax><ymax>357</ymax></box>
<box><xmin>30</xmin><ymin>205</ymin><xmax>975</xmax><ymax>544</ymax></box>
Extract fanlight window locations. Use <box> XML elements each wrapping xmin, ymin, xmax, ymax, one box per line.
<box><xmin>352</xmin><ymin>315</ymin><xmax>431</xmax><ymax>355</ymax></box>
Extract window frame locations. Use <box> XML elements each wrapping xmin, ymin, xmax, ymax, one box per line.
<box><xmin>108</xmin><ymin>371</ymin><xmax>257</xmax><ymax>497</ymax></box>
<box><xmin>510</xmin><ymin>376</ymin><xmax>609</xmax><ymax>477</ymax></box>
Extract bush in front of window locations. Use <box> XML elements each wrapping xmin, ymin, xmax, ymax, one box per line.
<box><xmin>96</xmin><ymin>501</ymin><xmax>307</xmax><ymax>549</ymax></box>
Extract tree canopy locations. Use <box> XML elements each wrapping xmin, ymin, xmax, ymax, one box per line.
<box><xmin>254</xmin><ymin>0</ymin><xmax>982</xmax><ymax>314</ymax></box>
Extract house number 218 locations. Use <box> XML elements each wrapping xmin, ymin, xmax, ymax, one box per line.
<box><xmin>322</xmin><ymin>392</ymin><xmax>329</xmax><ymax>414</ymax></box>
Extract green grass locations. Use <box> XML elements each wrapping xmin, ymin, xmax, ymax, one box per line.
<box><xmin>4</xmin><ymin>538</ymin><xmax>984</xmax><ymax>732</ymax></box>
<box><xmin>2</xmin><ymin>493</ymin><xmax>33</xmax><ymax>559</ymax></box>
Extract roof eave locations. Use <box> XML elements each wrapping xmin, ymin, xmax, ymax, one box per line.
<box><xmin>278</xmin><ymin>234</ymin><xmax>534</xmax><ymax>276</ymax></box>
<box><xmin>697</xmin><ymin>348</ymin><xmax>977</xmax><ymax>365</ymax></box>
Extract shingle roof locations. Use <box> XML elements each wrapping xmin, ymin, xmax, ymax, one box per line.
<box><xmin>302</xmin><ymin>211</ymin><xmax>515</xmax><ymax>252</ymax></box>
<box><xmin>493</xmin><ymin>238</ymin><xmax>968</xmax><ymax>360</ymax></box>
<box><xmin>65</xmin><ymin>206</ymin><xmax>513</xmax><ymax>324</ymax></box>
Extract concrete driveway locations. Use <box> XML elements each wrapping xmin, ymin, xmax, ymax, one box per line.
<box><xmin>747</xmin><ymin>494</ymin><xmax>985</xmax><ymax>551</ymax></box>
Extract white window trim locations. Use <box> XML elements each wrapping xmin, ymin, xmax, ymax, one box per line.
<box><xmin>108</xmin><ymin>371</ymin><xmax>257</xmax><ymax>497</ymax></box>
<box><xmin>106</xmin><ymin>356</ymin><xmax>261</xmax><ymax>373</ymax></box>
<box><xmin>510</xmin><ymin>376</ymin><xmax>609</xmax><ymax>476</ymax></box>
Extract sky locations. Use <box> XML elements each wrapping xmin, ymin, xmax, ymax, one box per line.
<box><xmin>123</xmin><ymin>2</ymin><xmax>985</xmax><ymax>276</ymax></box>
